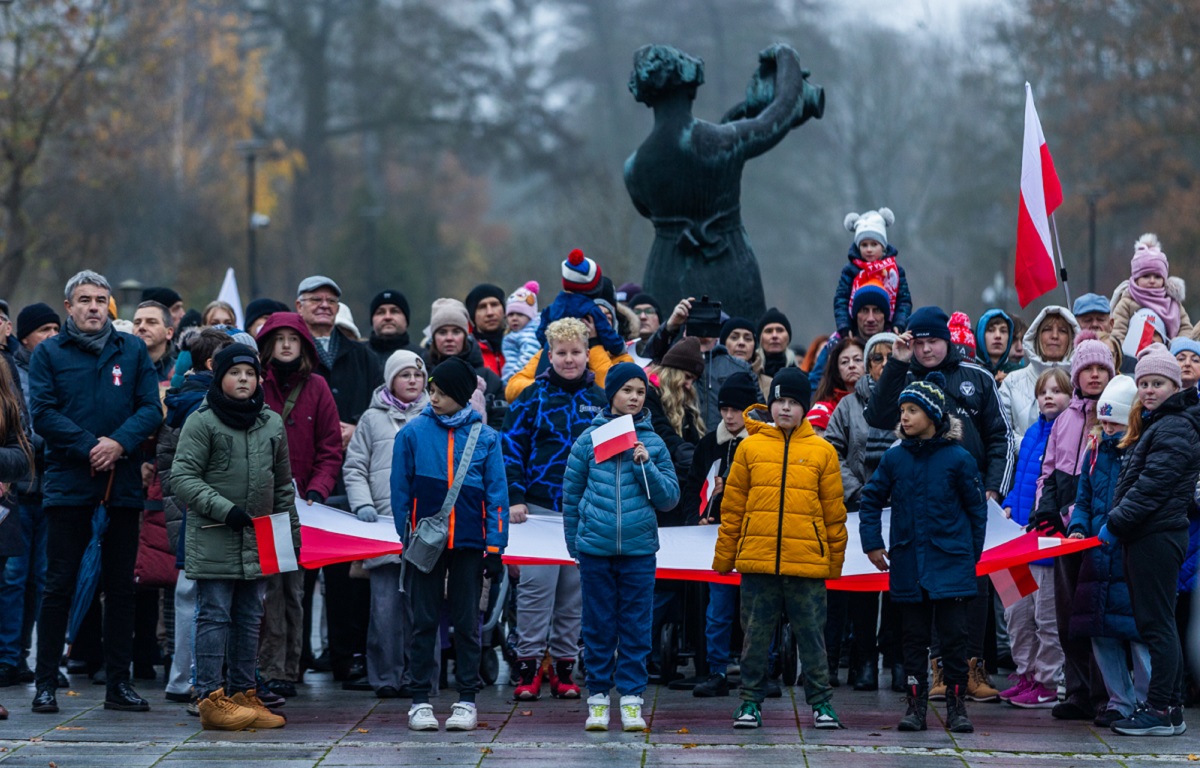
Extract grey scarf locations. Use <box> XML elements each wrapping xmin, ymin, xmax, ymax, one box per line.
<box><xmin>64</xmin><ymin>315</ymin><xmax>113</xmax><ymax>356</ymax></box>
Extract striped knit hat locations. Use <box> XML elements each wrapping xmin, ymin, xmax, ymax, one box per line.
<box><xmin>562</xmin><ymin>248</ymin><xmax>601</xmax><ymax>293</ymax></box>
<box><xmin>899</xmin><ymin>371</ymin><xmax>948</xmax><ymax>428</ymax></box>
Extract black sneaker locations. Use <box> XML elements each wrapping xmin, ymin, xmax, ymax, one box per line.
<box><xmin>265</xmin><ymin>679</ymin><xmax>297</xmax><ymax>698</ymax></box>
<box><xmin>693</xmin><ymin>673</ymin><xmax>730</xmax><ymax>698</ymax></box>
<box><xmin>255</xmin><ymin>686</ymin><xmax>286</xmax><ymax>708</ymax></box>
<box><xmin>1111</xmin><ymin>704</ymin><xmax>1174</xmax><ymax>736</ymax></box>
<box><xmin>32</xmin><ymin>686</ymin><xmax>58</xmax><ymax>713</ymax></box>
<box><xmin>1051</xmin><ymin>699</ymin><xmax>1092</xmax><ymax>720</ymax></box>
<box><xmin>1171</xmin><ymin>705</ymin><xmax>1187</xmax><ymax>736</ymax></box>
<box><xmin>1093</xmin><ymin>708</ymin><xmax>1124</xmax><ymax>728</ymax></box>
<box><xmin>104</xmin><ymin>681</ymin><xmax>150</xmax><ymax>712</ymax></box>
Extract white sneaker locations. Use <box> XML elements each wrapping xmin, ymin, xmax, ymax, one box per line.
<box><xmin>445</xmin><ymin>701</ymin><xmax>477</xmax><ymax>731</ymax></box>
<box><xmin>619</xmin><ymin>695</ymin><xmax>646</xmax><ymax>731</ymax></box>
<box><xmin>408</xmin><ymin>703</ymin><xmax>439</xmax><ymax>731</ymax></box>
<box><xmin>585</xmin><ymin>693</ymin><xmax>610</xmax><ymax>731</ymax></box>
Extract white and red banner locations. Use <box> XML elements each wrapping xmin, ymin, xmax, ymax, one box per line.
<box><xmin>1014</xmin><ymin>82</ymin><xmax>1064</xmax><ymax>308</ymax></box>
<box><xmin>254</xmin><ymin>512</ymin><xmax>299</xmax><ymax>575</ymax></box>
<box><xmin>590</xmin><ymin>414</ymin><xmax>637</xmax><ymax>463</ymax></box>
<box><xmin>295</xmin><ymin>498</ymin><xmax>1099</xmax><ymax>591</ymax></box>
<box><xmin>698</xmin><ymin>459</ymin><xmax>721</xmax><ymax>519</ymax></box>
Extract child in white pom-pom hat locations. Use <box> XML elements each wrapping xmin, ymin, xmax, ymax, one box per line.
<box><xmin>834</xmin><ymin>207</ymin><xmax>912</xmax><ymax>337</ymax></box>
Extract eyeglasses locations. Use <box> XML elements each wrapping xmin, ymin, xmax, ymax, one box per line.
<box><xmin>301</xmin><ymin>297</ymin><xmax>339</xmax><ymax>307</ymax></box>
<box><xmin>868</xmin><ymin>353</ymin><xmax>888</xmax><ymax>363</ymax></box>
<box><xmin>633</xmin><ymin>308</ymin><xmax>658</xmax><ymax>317</ymax></box>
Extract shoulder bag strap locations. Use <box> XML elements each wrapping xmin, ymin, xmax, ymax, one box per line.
<box><xmin>281</xmin><ymin>381</ymin><xmax>305</xmax><ymax>422</ymax></box>
<box><xmin>434</xmin><ymin>421</ymin><xmax>483</xmax><ymax>522</ymax></box>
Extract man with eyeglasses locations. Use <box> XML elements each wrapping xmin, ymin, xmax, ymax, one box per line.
<box><xmin>625</xmin><ymin>293</ymin><xmax>661</xmax><ymax>365</ymax></box>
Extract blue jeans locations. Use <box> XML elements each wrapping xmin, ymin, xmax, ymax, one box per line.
<box><xmin>194</xmin><ymin>578</ymin><xmax>266</xmax><ymax>698</ymax></box>
<box><xmin>579</xmin><ymin>552</ymin><xmax>655</xmax><ymax>697</ymax></box>
<box><xmin>0</xmin><ymin>501</ymin><xmax>48</xmax><ymax>666</ymax></box>
<box><xmin>1092</xmin><ymin>637</ymin><xmax>1151</xmax><ymax>716</ymax></box>
<box><xmin>705</xmin><ymin>583</ymin><xmax>738</xmax><ymax>675</ymax></box>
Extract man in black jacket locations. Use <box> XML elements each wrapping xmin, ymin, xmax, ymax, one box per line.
<box><xmin>365</xmin><ymin>289</ymin><xmax>421</xmax><ymax>365</ymax></box>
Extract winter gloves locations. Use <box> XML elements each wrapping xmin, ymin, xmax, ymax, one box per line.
<box><xmin>483</xmin><ymin>553</ymin><xmax>504</xmax><ymax>582</ymax></box>
<box><xmin>305</xmin><ymin>490</ymin><xmax>325</xmax><ymax>505</ymax></box>
<box><xmin>225</xmin><ymin>505</ymin><xmax>253</xmax><ymax>531</ymax></box>
<box><xmin>356</xmin><ymin>505</ymin><xmax>379</xmax><ymax>523</ymax></box>
<box><xmin>1098</xmin><ymin>524</ymin><xmax>1117</xmax><ymax>546</ymax></box>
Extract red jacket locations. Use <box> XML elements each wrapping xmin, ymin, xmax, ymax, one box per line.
<box><xmin>258</xmin><ymin>313</ymin><xmax>344</xmax><ymax>499</ymax></box>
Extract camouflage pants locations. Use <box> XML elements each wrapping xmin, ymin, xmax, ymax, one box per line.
<box><xmin>739</xmin><ymin>573</ymin><xmax>831</xmax><ymax>706</ymax></box>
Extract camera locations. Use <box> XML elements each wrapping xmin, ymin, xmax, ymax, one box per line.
<box><xmin>686</xmin><ymin>295</ymin><xmax>724</xmax><ymax>339</ymax></box>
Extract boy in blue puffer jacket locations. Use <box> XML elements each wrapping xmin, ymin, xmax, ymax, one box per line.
<box><xmin>1068</xmin><ymin>375</ymin><xmax>1146</xmax><ymax>728</ymax></box>
<box><xmin>562</xmin><ymin>362</ymin><xmax>679</xmax><ymax>733</ymax></box>
<box><xmin>391</xmin><ymin>357</ymin><xmax>509</xmax><ymax>734</ymax></box>
<box><xmin>998</xmin><ymin>368</ymin><xmax>1071</xmax><ymax>708</ymax></box>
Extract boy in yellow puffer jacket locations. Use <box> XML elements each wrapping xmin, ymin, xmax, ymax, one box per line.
<box><xmin>713</xmin><ymin>368</ymin><xmax>847</xmax><ymax>730</ymax></box>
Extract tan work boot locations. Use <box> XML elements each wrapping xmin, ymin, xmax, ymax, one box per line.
<box><xmin>231</xmin><ymin>690</ymin><xmax>287</xmax><ymax>728</ymax></box>
<box><xmin>198</xmin><ymin>688</ymin><xmax>259</xmax><ymax>731</ymax></box>
<box><xmin>966</xmin><ymin>658</ymin><xmax>1000</xmax><ymax>702</ymax></box>
<box><xmin>928</xmin><ymin>658</ymin><xmax>946</xmax><ymax>701</ymax></box>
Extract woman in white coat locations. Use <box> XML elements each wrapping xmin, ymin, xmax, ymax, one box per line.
<box><xmin>999</xmin><ymin>306</ymin><xmax>1080</xmax><ymax>446</ymax></box>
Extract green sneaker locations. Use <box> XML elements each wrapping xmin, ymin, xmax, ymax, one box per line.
<box><xmin>733</xmin><ymin>701</ymin><xmax>762</xmax><ymax>729</ymax></box>
<box><xmin>812</xmin><ymin>700</ymin><xmax>844</xmax><ymax>729</ymax></box>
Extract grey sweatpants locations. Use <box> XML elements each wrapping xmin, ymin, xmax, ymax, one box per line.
<box><xmin>514</xmin><ymin>505</ymin><xmax>581</xmax><ymax>660</ymax></box>
<box><xmin>366</xmin><ymin>562</ymin><xmax>417</xmax><ymax>691</ymax></box>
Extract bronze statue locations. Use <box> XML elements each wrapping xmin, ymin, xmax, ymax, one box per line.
<box><xmin>625</xmin><ymin>44</ymin><xmax>824</xmax><ymax>321</ymax></box>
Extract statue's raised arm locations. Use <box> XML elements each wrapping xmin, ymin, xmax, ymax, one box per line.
<box><xmin>624</xmin><ymin>44</ymin><xmax>824</xmax><ymax>320</ymax></box>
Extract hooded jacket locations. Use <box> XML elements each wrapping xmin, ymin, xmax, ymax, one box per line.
<box><xmin>1108</xmin><ymin>388</ymin><xmax>1200</xmax><ymax>542</ymax></box>
<box><xmin>824</xmin><ymin>372</ymin><xmax>897</xmax><ymax>512</ymax></box>
<box><xmin>258</xmin><ymin>313</ymin><xmax>344</xmax><ymax>500</ymax></box>
<box><xmin>858</xmin><ymin>417</ymin><xmax>988</xmax><ymax>603</ymax></box>
<box><xmin>974</xmin><ymin>308</ymin><xmax>1024</xmax><ymax>377</ymax></box>
<box><xmin>343</xmin><ymin>384</ymin><xmax>429</xmax><ymax>517</ymax></box>
<box><xmin>1068</xmin><ymin>431</ymin><xmax>1138</xmax><ymax>641</ymax></box>
<box><xmin>866</xmin><ymin>349</ymin><xmax>1014</xmax><ymax>496</ymax></box>
<box><xmin>426</xmin><ymin>335</ymin><xmax>508</xmax><ymax>429</ymax></box>
<box><xmin>390</xmin><ymin>404</ymin><xmax>508</xmax><ymax>553</ymax></box>
<box><xmin>999</xmin><ymin>306</ymin><xmax>1080</xmax><ymax>444</ymax></box>
<box><xmin>712</xmin><ymin>405</ymin><xmax>847</xmax><ymax>579</ymax></box>
<box><xmin>561</xmin><ymin>408</ymin><xmax>680</xmax><ymax>559</ymax></box>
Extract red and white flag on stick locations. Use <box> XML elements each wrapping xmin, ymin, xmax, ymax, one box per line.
<box><xmin>254</xmin><ymin>513</ymin><xmax>299</xmax><ymax>575</ymax></box>
<box><xmin>990</xmin><ymin>562</ymin><xmax>1039</xmax><ymax>608</ymax></box>
<box><xmin>1014</xmin><ymin>82</ymin><xmax>1064</xmax><ymax>308</ymax></box>
<box><xmin>592</xmin><ymin>413</ymin><xmax>637</xmax><ymax>463</ymax></box>
<box><xmin>699</xmin><ymin>459</ymin><xmax>721</xmax><ymax>519</ymax></box>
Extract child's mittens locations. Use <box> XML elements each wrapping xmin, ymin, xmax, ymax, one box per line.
<box><xmin>225</xmin><ymin>505</ymin><xmax>253</xmax><ymax>531</ymax></box>
<box><xmin>356</xmin><ymin>505</ymin><xmax>379</xmax><ymax>523</ymax></box>
<box><xmin>1097</xmin><ymin>523</ymin><xmax>1117</xmax><ymax>546</ymax></box>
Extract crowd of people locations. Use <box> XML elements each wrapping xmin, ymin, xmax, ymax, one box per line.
<box><xmin>0</xmin><ymin>210</ymin><xmax>1199</xmax><ymax>741</ymax></box>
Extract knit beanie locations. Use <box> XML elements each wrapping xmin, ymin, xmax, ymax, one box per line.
<box><xmin>899</xmin><ymin>370</ymin><xmax>948</xmax><ymax>428</ymax></box>
<box><xmin>616</xmin><ymin>282</ymin><xmax>642</xmax><ymax>302</ymax></box>
<box><xmin>429</xmin><ymin>356</ymin><xmax>477</xmax><ymax>409</ymax></box>
<box><xmin>906</xmin><ymin>306</ymin><xmax>951</xmax><ymax>342</ymax></box>
<box><xmin>506</xmin><ymin>281</ymin><xmax>540</xmax><ymax>320</ymax></box>
<box><xmin>465</xmin><ymin>283</ymin><xmax>505</xmax><ymax>321</ymax></box>
<box><xmin>949</xmin><ymin>311</ymin><xmax>976</xmax><ymax>359</ymax></box>
<box><xmin>429</xmin><ymin>298</ymin><xmax>470</xmax><ymax>334</ymax></box>
<box><xmin>767</xmin><ymin>367</ymin><xmax>811</xmax><ymax>411</ymax></box>
<box><xmin>718</xmin><ymin>371</ymin><xmax>759</xmax><ymax>412</ymax></box>
<box><xmin>1131</xmin><ymin>233</ymin><xmax>1169</xmax><ymax>281</ymax></box>
<box><xmin>864</xmin><ymin>332</ymin><xmax>899</xmax><ymax>364</ymax></box>
<box><xmin>850</xmin><ymin>283</ymin><xmax>891</xmax><ymax>321</ymax></box>
<box><xmin>1096</xmin><ymin>375</ymin><xmax>1137</xmax><ymax>425</ymax></box>
<box><xmin>844</xmin><ymin>207</ymin><xmax>895</xmax><ymax>249</ymax></box>
<box><xmin>1170</xmin><ymin>336</ymin><xmax>1200</xmax><ymax>360</ymax></box>
<box><xmin>628</xmin><ymin>293</ymin><xmax>662</xmax><ymax>318</ymax></box>
<box><xmin>1134</xmin><ymin>342</ymin><xmax>1182</xmax><ymax>389</ymax></box>
<box><xmin>719</xmin><ymin>316</ymin><xmax>756</xmax><ymax>346</ymax></box>
<box><xmin>604</xmin><ymin>361</ymin><xmax>649</xmax><ymax>403</ymax></box>
<box><xmin>16</xmin><ymin>303</ymin><xmax>60</xmax><ymax>341</ymax></box>
<box><xmin>1122</xmin><ymin>307</ymin><xmax>1168</xmax><ymax>359</ymax></box>
<box><xmin>1070</xmin><ymin>330</ymin><xmax>1116</xmax><ymax>390</ymax></box>
<box><xmin>385</xmin><ymin>350</ymin><xmax>425</xmax><ymax>390</ymax></box>
<box><xmin>212</xmin><ymin>343</ymin><xmax>262</xmax><ymax>381</ymax></box>
<box><xmin>562</xmin><ymin>248</ymin><xmax>602</xmax><ymax>293</ymax></box>
<box><xmin>141</xmin><ymin>286</ymin><xmax>182</xmax><ymax>307</ymax></box>
<box><xmin>756</xmin><ymin>307</ymin><xmax>792</xmax><ymax>339</ymax></box>
<box><xmin>244</xmin><ymin>298</ymin><xmax>288</xmax><ymax>333</ymax></box>
<box><xmin>660</xmin><ymin>337</ymin><xmax>705</xmax><ymax>378</ymax></box>
<box><xmin>370</xmin><ymin>290</ymin><xmax>411</xmax><ymax>322</ymax></box>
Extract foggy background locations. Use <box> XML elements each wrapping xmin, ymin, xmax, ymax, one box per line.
<box><xmin>1</xmin><ymin>0</ymin><xmax>1195</xmax><ymax>342</ymax></box>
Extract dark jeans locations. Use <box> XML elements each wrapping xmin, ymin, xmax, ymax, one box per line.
<box><xmin>35</xmin><ymin>505</ymin><xmax>140</xmax><ymax>690</ymax></box>
<box><xmin>901</xmin><ymin>593</ymin><xmax>969</xmax><ymax>690</ymax></box>
<box><xmin>579</xmin><ymin>553</ymin><xmax>655</xmax><ymax>697</ymax></box>
<box><xmin>739</xmin><ymin>573</ymin><xmax>830</xmax><ymax>705</ymax></box>
<box><xmin>194</xmin><ymin>578</ymin><xmax>267</xmax><ymax>698</ymax></box>
<box><xmin>1124</xmin><ymin>530</ymin><xmax>1188</xmax><ymax>709</ymax></box>
<box><xmin>408</xmin><ymin>547</ymin><xmax>483</xmax><ymax>704</ymax></box>
<box><xmin>0</xmin><ymin>501</ymin><xmax>47</xmax><ymax>667</ymax></box>
<box><xmin>323</xmin><ymin>561</ymin><xmax>371</xmax><ymax>677</ymax></box>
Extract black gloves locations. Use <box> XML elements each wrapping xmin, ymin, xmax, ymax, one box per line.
<box><xmin>225</xmin><ymin>505</ymin><xmax>253</xmax><ymax>531</ymax></box>
<box><xmin>483</xmin><ymin>553</ymin><xmax>504</xmax><ymax>582</ymax></box>
<box><xmin>1028</xmin><ymin>507</ymin><xmax>1066</xmax><ymax>536</ymax></box>
<box><xmin>305</xmin><ymin>490</ymin><xmax>325</xmax><ymax>505</ymax></box>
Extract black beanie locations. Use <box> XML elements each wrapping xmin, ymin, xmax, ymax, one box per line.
<box><xmin>465</xmin><ymin>284</ymin><xmax>505</xmax><ymax>320</ymax></box>
<box><xmin>757</xmin><ymin>307</ymin><xmax>792</xmax><ymax>339</ymax></box>
<box><xmin>720</xmin><ymin>316</ymin><xmax>756</xmax><ymax>347</ymax></box>
<box><xmin>244</xmin><ymin>298</ymin><xmax>288</xmax><ymax>331</ymax></box>
<box><xmin>767</xmin><ymin>367</ymin><xmax>810</xmax><ymax>412</ymax></box>
<box><xmin>16</xmin><ymin>303</ymin><xmax>60</xmax><ymax>341</ymax></box>
<box><xmin>141</xmin><ymin>286</ymin><xmax>182</xmax><ymax>307</ymax></box>
<box><xmin>627</xmin><ymin>292</ymin><xmax>662</xmax><ymax>318</ymax></box>
<box><xmin>718</xmin><ymin>371</ymin><xmax>759</xmax><ymax>412</ymax></box>
<box><xmin>907</xmin><ymin>306</ymin><xmax>952</xmax><ymax>343</ymax></box>
<box><xmin>429</xmin><ymin>356</ymin><xmax>477</xmax><ymax>409</ymax></box>
<box><xmin>370</xmin><ymin>289</ymin><xmax>410</xmax><ymax>322</ymax></box>
<box><xmin>211</xmin><ymin>343</ymin><xmax>262</xmax><ymax>381</ymax></box>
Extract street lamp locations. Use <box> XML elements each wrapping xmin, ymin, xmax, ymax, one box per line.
<box><xmin>234</xmin><ymin>137</ymin><xmax>276</xmax><ymax>299</ymax></box>
<box><xmin>116</xmin><ymin>278</ymin><xmax>143</xmax><ymax>317</ymax></box>
<box><xmin>1084</xmin><ymin>189</ymin><xmax>1102</xmax><ymax>294</ymax></box>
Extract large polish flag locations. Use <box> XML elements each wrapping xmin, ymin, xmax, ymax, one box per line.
<box><xmin>1014</xmin><ymin>82</ymin><xmax>1064</xmax><ymax>308</ymax></box>
<box><xmin>591</xmin><ymin>414</ymin><xmax>637</xmax><ymax>463</ymax></box>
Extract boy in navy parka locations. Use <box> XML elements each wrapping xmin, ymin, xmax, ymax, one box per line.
<box><xmin>562</xmin><ymin>362</ymin><xmax>679</xmax><ymax>733</ymax></box>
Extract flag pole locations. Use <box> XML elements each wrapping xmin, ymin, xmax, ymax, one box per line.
<box><xmin>1048</xmin><ymin>213</ymin><xmax>1072</xmax><ymax>307</ymax></box>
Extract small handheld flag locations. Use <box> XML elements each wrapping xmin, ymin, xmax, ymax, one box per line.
<box><xmin>699</xmin><ymin>459</ymin><xmax>721</xmax><ymax>519</ymax></box>
<box><xmin>592</xmin><ymin>414</ymin><xmax>637</xmax><ymax>463</ymax></box>
<box><xmin>255</xmin><ymin>513</ymin><xmax>299</xmax><ymax>575</ymax></box>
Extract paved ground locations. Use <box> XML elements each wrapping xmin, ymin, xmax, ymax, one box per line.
<box><xmin>2</xmin><ymin>671</ymin><xmax>1199</xmax><ymax>767</ymax></box>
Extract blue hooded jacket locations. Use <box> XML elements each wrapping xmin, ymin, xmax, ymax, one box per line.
<box><xmin>974</xmin><ymin>308</ymin><xmax>1024</xmax><ymax>376</ymax></box>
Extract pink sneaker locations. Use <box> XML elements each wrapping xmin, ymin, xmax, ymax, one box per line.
<box><xmin>998</xmin><ymin>674</ymin><xmax>1031</xmax><ymax>702</ymax></box>
<box><xmin>1009</xmin><ymin>682</ymin><xmax>1058</xmax><ymax>709</ymax></box>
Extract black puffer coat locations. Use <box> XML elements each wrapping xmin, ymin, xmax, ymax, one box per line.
<box><xmin>1108</xmin><ymin>388</ymin><xmax>1200</xmax><ymax>543</ymax></box>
